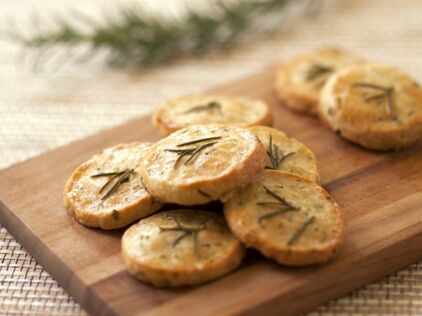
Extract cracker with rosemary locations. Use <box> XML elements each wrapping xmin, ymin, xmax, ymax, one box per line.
<box><xmin>122</xmin><ymin>209</ymin><xmax>245</xmax><ymax>287</ymax></box>
<box><xmin>152</xmin><ymin>95</ymin><xmax>273</xmax><ymax>135</ymax></box>
<box><xmin>141</xmin><ymin>124</ymin><xmax>267</xmax><ymax>205</ymax></box>
<box><xmin>275</xmin><ymin>48</ymin><xmax>365</xmax><ymax>115</ymax></box>
<box><xmin>319</xmin><ymin>63</ymin><xmax>422</xmax><ymax>150</ymax></box>
<box><xmin>224</xmin><ymin>170</ymin><xmax>345</xmax><ymax>266</ymax></box>
<box><xmin>63</xmin><ymin>142</ymin><xmax>162</xmax><ymax>229</ymax></box>
<box><xmin>249</xmin><ymin>126</ymin><xmax>319</xmax><ymax>183</ymax></box>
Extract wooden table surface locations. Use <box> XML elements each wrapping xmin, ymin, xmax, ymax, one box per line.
<box><xmin>1</xmin><ymin>0</ymin><xmax>422</xmax><ymax>315</ymax></box>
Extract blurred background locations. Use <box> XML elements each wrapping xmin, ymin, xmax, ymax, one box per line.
<box><xmin>0</xmin><ymin>0</ymin><xmax>422</xmax><ymax>315</ymax></box>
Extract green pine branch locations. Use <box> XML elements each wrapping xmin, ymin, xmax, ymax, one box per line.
<box><xmin>11</xmin><ymin>0</ymin><xmax>321</xmax><ymax>67</ymax></box>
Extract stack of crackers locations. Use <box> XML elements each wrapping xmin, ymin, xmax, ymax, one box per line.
<box><xmin>275</xmin><ymin>48</ymin><xmax>422</xmax><ymax>150</ymax></box>
<box><xmin>63</xmin><ymin>48</ymin><xmax>422</xmax><ymax>288</ymax></box>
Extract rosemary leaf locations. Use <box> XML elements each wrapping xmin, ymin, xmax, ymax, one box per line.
<box><xmin>352</xmin><ymin>82</ymin><xmax>391</xmax><ymax>90</ymax></box>
<box><xmin>258</xmin><ymin>208</ymin><xmax>299</xmax><ymax>226</ymax></box>
<box><xmin>256</xmin><ymin>185</ymin><xmax>299</xmax><ymax>224</ymax></box>
<box><xmin>184</xmin><ymin>141</ymin><xmax>217</xmax><ymax>165</ymax></box>
<box><xmin>177</xmin><ymin>136</ymin><xmax>222</xmax><ymax>147</ymax></box>
<box><xmin>262</xmin><ymin>185</ymin><xmax>296</xmax><ymax>209</ymax></box>
<box><xmin>287</xmin><ymin>216</ymin><xmax>315</xmax><ymax>246</ymax></box>
<box><xmin>352</xmin><ymin>82</ymin><xmax>395</xmax><ymax>117</ymax></box>
<box><xmin>364</xmin><ymin>93</ymin><xmax>388</xmax><ymax>102</ymax></box>
<box><xmin>265</xmin><ymin>133</ymin><xmax>295</xmax><ymax>170</ymax></box>
<box><xmin>305</xmin><ymin>63</ymin><xmax>334</xmax><ymax>82</ymax></box>
<box><xmin>91</xmin><ymin>171</ymin><xmax>123</xmax><ymax>178</ymax></box>
<box><xmin>174</xmin><ymin>148</ymin><xmax>196</xmax><ymax>167</ymax></box>
<box><xmin>278</xmin><ymin>151</ymin><xmax>295</xmax><ymax>166</ymax></box>
<box><xmin>93</xmin><ymin>168</ymin><xmax>134</xmax><ymax>200</ymax></box>
<box><xmin>98</xmin><ymin>172</ymin><xmax>122</xmax><ymax>194</ymax></box>
<box><xmin>159</xmin><ymin>217</ymin><xmax>204</xmax><ymax>254</ymax></box>
<box><xmin>165</xmin><ymin>138</ymin><xmax>218</xmax><ymax>168</ymax></box>
<box><xmin>181</xmin><ymin>101</ymin><xmax>222</xmax><ymax>114</ymax></box>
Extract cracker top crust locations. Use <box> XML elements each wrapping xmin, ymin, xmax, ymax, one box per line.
<box><xmin>275</xmin><ymin>48</ymin><xmax>365</xmax><ymax>114</ymax></box>
<box><xmin>319</xmin><ymin>63</ymin><xmax>422</xmax><ymax>150</ymax></box>
<box><xmin>249</xmin><ymin>126</ymin><xmax>319</xmax><ymax>183</ymax></box>
<box><xmin>152</xmin><ymin>95</ymin><xmax>273</xmax><ymax>135</ymax></box>
<box><xmin>64</xmin><ymin>142</ymin><xmax>161</xmax><ymax>229</ymax></box>
<box><xmin>142</xmin><ymin>125</ymin><xmax>267</xmax><ymax>205</ymax></box>
<box><xmin>123</xmin><ymin>210</ymin><xmax>242</xmax><ymax>272</ymax></box>
<box><xmin>122</xmin><ymin>209</ymin><xmax>245</xmax><ymax>287</ymax></box>
<box><xmin>224</xmin><ymin>170</ymin><xmax>345</xmax><ymax>265</ymax></box>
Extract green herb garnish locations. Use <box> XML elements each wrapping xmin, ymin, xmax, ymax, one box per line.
<box><xmin>13</xmin><ymin>0</ymin><xmax>318</xmax><ymax>67</ymax></box>
<box><xmin>265</xmin><ymin>133</ymin><xmax>295</xmax><ymax>170</ymax></box>
<box><xmin>287</xmin><ymin>216</ymin><xmax>315</xmax><ymax>246</ymax></box>
<box><xmin>176</xmin><ymin>136</ymin><xmax>222</xmax><ymax>147</ymax></box>
<box><xmin>257</xmin><ymin>185</ymin><xmax>299</xmax><ymax>225</ymax></box>
<box><xmin>305</xmin><ymin>63</ymin><xmax>334</xmax><ymax>83</ymax></box>
<box><xmin>165</xmin><ymin>136</ymin><xmax>221</xmax><ymax>167</ymax></box>
<box><xmin>181</xmin><ymin>101</ymin><xmax>222</xmax><ymax>115</ymax></box>
<box><xmin>91</xmin><ymin>168</ymin><xmax>134</xmax><ymax>200</ymax></box>
<box><xmin>352</xmin><ymin>82</ymin><xmax>395</xmax><ymax>117</ymax></box>
<box><xmin>159</xmin><ymin>217</ymin><xmax>204</xmax><ymax>254</ymax></box>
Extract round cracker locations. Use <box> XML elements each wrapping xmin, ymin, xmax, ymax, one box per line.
<box><xmin>249</xmin><ymin>126</ymin><xmax>319</xmax><ymax>183</ymax></box>
<box><xmin>142</xmin><ymin>124</ymin><xmax>267</xmax><ymax>205</ymax></box>
<box><xmin>224</xmin><ymin>170</ymin><xmax>345</xmax><ymax>266</ymax></box>
<box><xmin>122</xmin><ymin>209</ymin><xmax>245</xmax><ymax>287</ymax></box>
<box><xmin>319</xmin><ymin>63</ymin><xmax>422</xmax><ymax>150</ymax></box>
<box><xmin>64</xmin><ymin>142</ymin><xmax>162</xmax><ymax>230</ymax></box>
<box><xmin>152</xmin><ymin>95</ymin><xmax>273</xmax><ymax>135</ymax></box>
<box><xmin>275</xmin><ymin>48</ymin><xmax>365</xmax><ymax>115</ymax></box>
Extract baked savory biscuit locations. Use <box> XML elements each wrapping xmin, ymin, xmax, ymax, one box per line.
<box><xmin>249</xmin><ymin>126</ymin><xmax>319</xmax><ymax>183</ymax></box>
<box><xmin>64</xmin><ymin>142</ymin><xmax>162</xmax><ymax>229</ymax></box>
<box><xmin>275</xmin><ymin>48</ymin><xmax>365</xmax><ymax>115</ymax></box>
<box><xmin>319</xmin><ymin>63</ymin><xmax>422</xmax><ymax>150</ymax></box>
<box><xmin>224</xmin><ymin>170</ymin><xmax>345</xmax><ymax>266</ymax></box>
<box><xmin>152</xmin><ymin>95</ymin><xmax>273</xmax><ymax>135</ymax></box>
<box><xmin>122</xmin><ymin>209</ymin><xmax>245</xmax><ymax>287</ymax></box>
<box><xmin>142</xmin><ymin>124</ymin><xmax>267</xmax><ymax>205</ymax></box>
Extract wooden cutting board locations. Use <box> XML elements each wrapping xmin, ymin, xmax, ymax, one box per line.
<box><xmin>0</xmin><ymin>66</ymin><xmax>421</xmax><ymax>316</ymax></box>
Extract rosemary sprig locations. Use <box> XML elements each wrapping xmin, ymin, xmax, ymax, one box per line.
<box><xmin>185</xmin><ymin>142</ymin><xmax>217</xmax><ymax>164</ymax></box>
<box><xmin>91</xmin><ymin>168</ymin><xmax>134</xmax><ymax>200</ymax></box>
<box><xmin>159</xmin><ymin>217</ymin><xmax>204</xmax><ymax>254</ymax></box>
<box><xmin>265</xmin><ymin>133</ymin><xmax>295</xmax><ymax>170</ymax></box>
<box><xmin>287</xmin><ymin>216</ymin><xmax>315</xmax><ymax>246</ymax></box>
<box><xmin>164</xmin><ymin>147</ymin><xmax>195</xmax><ymax>165</ymax></box>
<box><xmin>257</xmin><ymin>185</ymin><xmax>299</xmax><ymax>225</ymax></box>
<box><xmin>181</xmin><ymin>101</ymin><xmax>222</xmax><ymax>115</ymax></box>
<box><xmin>12</xmin><ymin>0</ymin><xmax>320</xmax><ymax>67</ymax></box>
<box><xmin>305</xmin><ymin>63</ymin><xmax>334</xmax><ymax>83</ymax></box>
<box><xmin>352</xmin><ymin>82</ymin><xmax>395</xmax><ymax>117</ymax></box>
<box><xmin>258</xmin><ymin>208</ymin><xmax>298</xmax><ymax>226</ymax></box>
<box><xmin>164</xmin><ymin>136</ymin><xmax>221</xmax><ymax>167</ymax></box>
<box><xmin>165</xmin><ymin>141</ymin><xmax>218</xmax><ymax>167</ymax></box>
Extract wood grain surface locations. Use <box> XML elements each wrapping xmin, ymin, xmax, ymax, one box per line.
<box><xmin>0</xmin><ymin>66</ymin><xmax>421</xmax><ymax>316</ymax></box>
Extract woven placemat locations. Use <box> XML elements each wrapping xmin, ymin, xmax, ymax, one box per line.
<box><xmin>1</xmin><ymin>0</ymin><xmax>422</xmax><ymax>315</ymax></box>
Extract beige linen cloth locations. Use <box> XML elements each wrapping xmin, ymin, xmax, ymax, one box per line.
<box><xmin>0</xmin><ymin>0</ymin><xmax>421</xmax><ymax>315</ymax></box>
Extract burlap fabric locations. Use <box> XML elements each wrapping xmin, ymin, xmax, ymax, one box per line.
<box><xmin>1</xmin><ymin>0</ymin><xmax>421</xmax><ymax>314</ymax></box>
